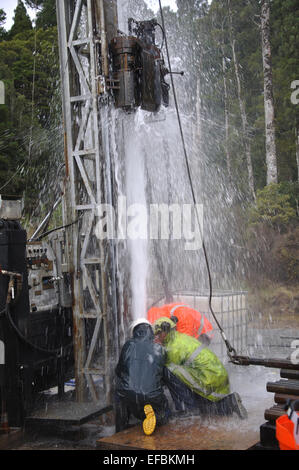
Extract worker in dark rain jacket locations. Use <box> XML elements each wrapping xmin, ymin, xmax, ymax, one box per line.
<box><xmin>115</xmin><ymin>318</ymin><xmax>171</xmax><ymax>435</ymax></box>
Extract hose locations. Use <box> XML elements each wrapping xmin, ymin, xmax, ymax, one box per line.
<box><xmin>30</xmin><ymin>212</ymin><xmax>83</xmax><ymax>242</ymax></box>
<box><xmin>5</xmin><ymin>303</ymin><xmax>73</xmax><ymax>357</ymax></box>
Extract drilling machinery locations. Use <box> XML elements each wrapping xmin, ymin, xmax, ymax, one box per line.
<box><xmin>0</xmin><ymin>0</ymin><xmax>172</xmax><ymax>428</ymax></box>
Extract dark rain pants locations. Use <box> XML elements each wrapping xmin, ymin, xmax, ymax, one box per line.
<box><xmin>163</xmin><ymin>368</ymin><xmax>235</xmax><ymax>417</ymax></box>
<box><xmin>115</xmin><ymin>389</ymin><xmax>172</xmax><ymax>433</ymax></box>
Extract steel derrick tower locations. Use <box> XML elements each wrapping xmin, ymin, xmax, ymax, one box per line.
<box><xmin>56</xmin><ymin>0</ymin><xmax>119</xmax><ymax>404</ymax></box>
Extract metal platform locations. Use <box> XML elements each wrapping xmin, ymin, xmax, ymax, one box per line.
<box><xmin>26</xmin><ymin>401</ymin><xmax>112</xmax><ymax>427</ymax></box>
<box><xmin>97</xmin><ymin>415</ymin><xmax>259</xmax><ymax>451</ymax></box>
<box><xmin>24</xmin><ymin>399</ymin><xmax>112</xmax><ymax>440</ymax></box>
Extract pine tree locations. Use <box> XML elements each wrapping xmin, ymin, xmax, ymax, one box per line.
<box><xmin>0</xmin><ymin>25</ymin><xmax>61</xmax><ymax>211</ymax></box>
<box><xmin>24</xmin><ymin>0</ymin><xmax>44</xmax><ymax>8</ymax></box>
<box><xmin>271</xmin><ymin>0</ymin><xmax>299</xmax><ymax>183</ymax></box>
<box><xmin>227</xmin><ymin>0</ymin><xmax>256</xmax><ymax>199</ymax></box>
<box><xmin>9</xmin><ymin>1</ymin><xmax>33</xmax><ymax>39</ymax></box>
<box><xmin>35</xmin><ymin>0</ymin><xmax>56</xmax><ymax>29</ymax></box>
<box><xmin>0</xmin><ymin>9</ymin><xmax>7</xmax><ymax>40</ymax></box>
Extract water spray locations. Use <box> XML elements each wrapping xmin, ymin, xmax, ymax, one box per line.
<box><xmin>158</xmin><ymin>0</ymin><xmax>238</xmax><ymax>363</ymax></box>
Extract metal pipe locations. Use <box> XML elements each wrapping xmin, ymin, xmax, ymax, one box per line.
<box><xmin>267</xmin><ymin>380</ymin><xmax>299</xmax><ymax>395</ymax></box>
<box><xmin>232</xmin><ymin>355</ymin><xmax>299</xmax><ymax>370</ymax></box>
<box><xmin>29</xmin><ymin>197</ymin><xmax>62</xmax><ymax>241</ymax></box>
<box><xmin>0</xmin><ymin>270</ymin><xmax>22</xmax><ymax>279</ymax></box>
<box><xmin>95</xmin><ymin>0</ymin><xmax>109</xmax><ymax>77</ymax></box>
<box><xmin>280</xmin><ymin>369</ymin><xmax>299</xmax><ymax>380</ymax></box>
<box><xmin>275</xmin><ymin>393</ymin><xmax>299</xmax><ymax>404</ymax></box>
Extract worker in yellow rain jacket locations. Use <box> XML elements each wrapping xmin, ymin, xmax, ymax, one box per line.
<box><xmin>153</xmin><ymin>317</ymin><xmax>247</xmax><ymax>419</ymax></box>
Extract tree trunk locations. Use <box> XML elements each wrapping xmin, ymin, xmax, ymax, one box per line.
<box><xmin>296</xmin><ymin>126</ymin><xmax>299</xmax><ymax>183</ymax></box>
<box><xmin>228</xmin><ymin>0</ymin><xmax>255</xmax><ymax>199</ymax></box>
<box><xmin>231</xmin><ymin>39</ymin><xmax>255</xmax><ymax>199</ymax></box>
<box><xmin>261</xmin><ymin>0</ymin><xmax>278</xmax><ymax>185</ymax></box>
<box><xmin>195</xmin><ymin>65</ymin><xmax>203</xmax><ymax>160</ymax></box>
<box><xmin>220</xmin><ymin>40</ymin><xmax>232</xmax><ymax>182</ymax></box>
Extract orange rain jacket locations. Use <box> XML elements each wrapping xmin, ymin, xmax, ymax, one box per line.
<box><xmin>147</xmin><ymin>303</ymin><xmax>213</xmax><ymax>340</ymax></box>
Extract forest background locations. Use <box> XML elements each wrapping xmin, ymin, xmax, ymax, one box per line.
<box><xmin>0</xmin><ymin>0</ymin><xmax>298</xmax><ymax>321</ymax></box>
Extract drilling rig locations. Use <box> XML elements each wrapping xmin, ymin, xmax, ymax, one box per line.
<box><xmin>55</xmin><ymin>0</ymin><xmax>170</xmax><ymax>405</ymax></box>
<box><xmin>56</xmin><ymin>0</ymin><xmax>170</xmax><ymax>406</ymax></box>
<box><xmin>0</xmin><ymin>0</ymin><xmax>171</xmax><ymax>430</ymax></box>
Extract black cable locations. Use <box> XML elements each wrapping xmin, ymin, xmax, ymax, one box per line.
<box><xmin>30</xmin><ymin>213</ymin><xmax>82</xmax><ymax>242</ymax></box>
<box><xmin>158</xmin><ymin>1</ymin><xmax>237</xmax><ymax>358</ymax></box>
<box><xmin>0</xmin><ymin>306</ymin><xmax>6</xmax><ymax>317</ymax></box>
<box><xmin>156</xmin><ymin>22</ymin><xmax>165</xmax><ymax>50</ymax></box>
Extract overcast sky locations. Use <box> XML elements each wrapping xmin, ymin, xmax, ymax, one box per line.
<box><xmin>1</xmin><ymin>0</ymin><xmax>178</xmax><ymax>30</ymax></box>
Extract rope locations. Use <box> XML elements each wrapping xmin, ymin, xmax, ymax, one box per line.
<box><xmin>158</xmin><ymin>1</ymin><xmax>237</xmax><ymax>360</ymax></box>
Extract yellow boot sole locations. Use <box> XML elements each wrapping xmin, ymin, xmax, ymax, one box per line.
<box><xmin>143</xmin><ymin>404</ymin><xmax>156</xmax><ymax>436</ymax></box>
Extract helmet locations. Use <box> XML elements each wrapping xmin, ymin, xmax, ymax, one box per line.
<box><xmin>129</xmin><ymin>318</ymin><xmax>152</xmax><ymax>336</ymax></box>
<box><xmin>153</xmin><ymin>316</ymin><xmax>176</xmax><ymax>335</ymax></box>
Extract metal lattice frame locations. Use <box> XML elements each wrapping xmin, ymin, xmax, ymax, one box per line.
<box><xmin>56</xmin><ymin>0</ymin><xmax>118</xmax><ymax>404</ymax></box>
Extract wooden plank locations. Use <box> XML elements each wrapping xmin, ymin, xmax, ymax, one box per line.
<box><xmin>97</xmin><ymin>416</ymin><xmax>259</xmax><ymax>451</ymax></box>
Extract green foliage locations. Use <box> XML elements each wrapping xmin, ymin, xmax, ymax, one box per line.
<box><xmin>271</xmin><ymin>0</ymin><xmax>299</xmax><ymax>181</ymax></box>
<box><xmin>0</xmin><ymin>8</ymin><xmax>6</xmax><ymax>23</ymax></box>
<box><xmin>24</xmin><ymin>0</ymin><xmax>44</xmax><ymax>8</ymax></box>
<box><xmin>0</xmin><ymin>0</ymin><xmax>298</xmax><ymax>234</ymax></box>
<box><xmin>248</xmin><ymin>183</ymin><xmax>297</xmax><ymax>229</ymax></box>
<box><xmin>0</xmin><ymin>8</ymin><xmax>7</xmax><ymax>40</ymax></box>
<box><xmin>245</xmin><ymin>184</ymin><xmax>299</xmax><ymax>286</ymax></box>
<box><xmin>35</xmin><ymin>0</ymin><xmax>57</xmax><ymax>29</ymax></box>
<box><xmin>0</xmin><ymin>9</ymin><xmax>61</xmax><ymax>214</ymax></box>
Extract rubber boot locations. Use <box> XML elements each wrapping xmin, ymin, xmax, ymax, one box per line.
<box><xmin>143</xmin><ymin>404</ymin><xmax>156</xmax><ymax>435</ymax></box>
